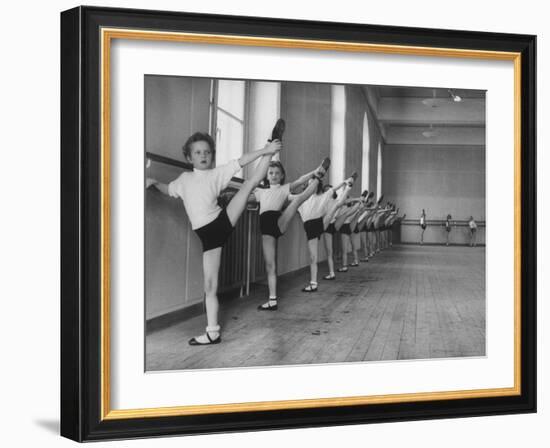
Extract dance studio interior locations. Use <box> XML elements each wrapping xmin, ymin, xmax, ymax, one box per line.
<box><xmin>145</xmin><ymin>76</ymin><xmax>486</xmax><ymax>371</ymax></box>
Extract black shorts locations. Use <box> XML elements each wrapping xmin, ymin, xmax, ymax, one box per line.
<box><xmin>325</xmin><ymin>222</ymin><xmax>336</xmax><ymax>235</ymax></box>
<box><xmin>194</xmin><ymin>208</ymin><xmax>234</xmax><ymax>252</ymax></box>
<box><xmin>353</xmin><ymin>225</ymin><xmax>360</xmax><ymax>234</ymax></box>
<box><xmin>470</xmin><ymin>228</ymin><xmax>477</xmax><ymax>234</ymax></box>
<box><xmin>340</xmin><ymin>223</ymin><xmax>352</xmax><ymax>235</ymax></box>
<box><xmin>446</xmin><ymin>225</ymin><xmax>451</xmax><ymax>232</ymax></box>
<box><xmin>421</xmin><ymin>224</ymin><xmax>427</xmax><ymax>230</ymax></box>
<box><xmin>260</xmin><ymin>210</ymin><xmax>283</xmax><ymax>239</ymax></box>
<box><xmin>303</xmin><ymin>217</ymin><xmax>324</xmax><ymax>240</ymax></box>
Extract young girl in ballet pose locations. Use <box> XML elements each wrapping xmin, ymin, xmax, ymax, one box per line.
<box><xmin>444</xmin><ymin>214</ymin><xmax>453</xmax><ymax>246</ymax></box>
<box><xmin>321</xmin><ymin>173</ymin><xmax>357</xmax><ymax>279</ymax></box>
<box><xmin>146</xmin><ymin>132</ymin><xmax>281</xmax><ymax>345</ymax></box>
<box><xmin>468</xmin><ymin>215</ymin><xmax>478</xmax><ymax>247</ymax></box>
<box><xmin>335</xmin><ymin>200</ymin><xmax>363</xmax><ymax>272</ymax></box>
<box><xmin>255</xmin><ymin>157</ymin><xmax>331</xmax><ymax>310</ymax></box>
<box><xmin>420</xmin><ymin>209</ymin><xmax>427</xmax><ymax>244</ymax></box>
<box><xmin>298</xmin><ymin>175</ymin><xmax>357</xmax><ymax>290</ymax></box>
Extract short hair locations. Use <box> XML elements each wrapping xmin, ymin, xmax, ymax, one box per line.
<box><xmin>323</xmin><ymin>184</ymin><xmax>337</xmax><ymax>199</ymax></box>
<box><xmin>182</xmin><ymin>132</ymin><xmax>216</xmax><ymax>160</ymax></box>
<box><xmin>315</xmin><ymin>178</ymin><xmax>324</xmax><ymax>195</ymax></box>
<box><xmin>262</xmin><ymin>160</ymin><xmax>286</xmax><ymax>186</ymax></box>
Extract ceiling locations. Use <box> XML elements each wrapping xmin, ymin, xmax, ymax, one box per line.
<box><xmin>362</xmin><ymin>85</ymin><xmax>486</xmax><ymax>147</ymax></box>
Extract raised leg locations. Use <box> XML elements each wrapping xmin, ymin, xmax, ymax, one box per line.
<box><xmin>323</xmin><ymin>185</ymin><xmax>351</xmax><ymax>229</ymax></box>
<box><xmin>226</xmin><ymin>154</ymin><xmax>272</xmax><ymax>226</ymax></box>
<box><xmin>277</xmin><ymin>178</ymin><xmax>319</xmax><ymax>234</ymax></box>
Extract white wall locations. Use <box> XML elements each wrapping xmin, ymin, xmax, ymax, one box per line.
<box><xmin>2</xmin><ymin>1</ymin><xmax>546</xmax><ymax>447</ymax></box>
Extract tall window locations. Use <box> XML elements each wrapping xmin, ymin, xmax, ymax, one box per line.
<box><xmin>212</xmin><ymin>80</ymin><xmax>246</xmax><ymax>172</ymax></box>
<box><xmin>330</xmin><ymin>85</ymin><xmax>346</xmax><ymax>184</ymax></box>
<box><xmin>247</xmin><ymin>82</ymin><xmax>281</xmax><ymax>160</ymax></box>
<box><xmin>377</xmin><ymin>142</ymin><xmax>383</xmax><ymax>200</ymax></box>
<box><xmin>362</xmin><ymin>112</ymin><xmax>370</xmax><ymax>191</ymax></box>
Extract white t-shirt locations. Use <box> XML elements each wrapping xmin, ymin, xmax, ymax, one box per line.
<box><xmin>168</xmin><ymin>159</ymin><xmax>241</xmax><ymax>229</ymax></box>
<box><xmin>254</xmin><ymin>183</ymin><xmax>291</xmax><ymax>214</ymax></box>
<box><xmin>296</xmin><ymin>188</ymin><xmax>334</xmax><ymax>222</ymax></box>
<box><xmin>469</xmin><ymin>219</ymin><xmax>478</xmax><ymax>229</ymax></box>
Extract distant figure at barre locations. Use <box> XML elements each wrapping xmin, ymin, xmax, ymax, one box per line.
<box><xmin>419</xmin><ymin>209</ymin><xmax>427</xmax><ymax>245</ymax></box>
<box><xmin>444</xmin><ymin>214</ymin><xmax>453</xmax><ymax>246</ymax></box>
<box><xmin>468</xmin><ymin>216</ymin><xmax>478</xmax><ymax>247</ymax></box>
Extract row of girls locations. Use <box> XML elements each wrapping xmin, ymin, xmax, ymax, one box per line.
<box><xmin>146</xmin><ymin>121</ymin><xmax>402</xmax><ymax>345</ymax></box>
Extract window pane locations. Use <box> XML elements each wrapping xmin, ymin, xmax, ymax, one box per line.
<box><xmin>215</xmin><ymin>110</ymin><xmax>243</xmax><ymax>175</ymax></box>
<box><xmin>362</xmin><ymin>112</ymin><xmax>370</xmax><ymax>191</ymax></box>
<box><xmin>217</xmin><ymin>80</ymin><xmax>245</xmax><ymax>119</ymax></box>
<box><xmin>330</xmin><ymin>85</ymin><xmax>346</xmax><ymax>184</ymax></box>
<box><xmin>377</xmin><ymin>142</ymin><xmax>383</xmax><ymax>200</ymax></box>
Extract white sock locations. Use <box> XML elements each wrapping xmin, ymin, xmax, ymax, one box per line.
<box><xmin>193</xmin><ymin>325</ymin><xmax>220</xmax><ymax>343</ymax></box>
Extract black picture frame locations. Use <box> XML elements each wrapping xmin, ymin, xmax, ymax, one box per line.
<box><xmin>61</xmin><ymin>5</ymin><xmax>536</xmax><ymax>442</ymax></box>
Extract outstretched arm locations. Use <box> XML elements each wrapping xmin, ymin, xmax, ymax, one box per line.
<box><xmin>146</xmin><ymin>178</ymin><xmax>169</xmax><ymax>195</ymax></box>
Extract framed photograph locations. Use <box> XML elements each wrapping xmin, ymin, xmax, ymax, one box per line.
<box><xmin>60</xmin><ymin>6</ymin><xmax>536</xmax><ymax>442</ymax></box>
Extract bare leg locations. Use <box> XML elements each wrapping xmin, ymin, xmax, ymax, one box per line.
<box><xmin>421</xmin><ymin>228</ymin><xmax>425</xmax><ymax>244</ymax></box>
<box><xmin>340</xmin><ymin>234</ymin><xmax>350</xmax><ymax>269</ymax></box>
<box><xmin>446</xmin><ymin>231</ymin><xmax>450</xmax><ymax>246</ymax></box>
<box><xmin>262</xmin><ymin>235</ymin><xmax>278</xmax><ymax>299</ymax></box>
<box><xmin>277</xmin><ymin>178</ymin><xmax>319</xmax><ymax>234</ymax></box>
<box><xmin>226</xmin><ymin>154</ymin><xmax>272</xmax><ymax>226</ymax></box>
<box><xmin>350</xmin><ymin>233</ymin><xmax>360</xmax><ymax>265</ymax></box>
<box><xmin>323</xmin><ymin>233</ymin><xmax>335</xmax><ymax>277</ymax></box>
<box><xmin>189</xmin><ymin>247</ymin><xmax>222</xmax><ymax>344</ymax></box>
<box><xmin>360</xmin><ymin>231</ymin><xmax>368</xmax><ymax>260</ymax></box>
<box><xmin>323</xmin><ymin>185</ymin><xmax>351</xmax><ymax>229</ymax></box>
<box><xmin>305</xmin><ymin>238</ymin><xmax>319</xmax><ymax>287</ymax></box>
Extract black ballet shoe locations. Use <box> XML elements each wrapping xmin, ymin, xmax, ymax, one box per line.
<box><xmin>270</xmin><ymin>118</ymin><xmax>286</xmax><ymax>142</ymax></box>
<box><xmin>337</xmin><ymin>266</ymin><xmax>349</xmax><ymax>273</ymax></box>
<box><xmin>323</xmin><ymin>274</ymin><xmax>336</xmax><ymax>280</ymax></box>
<box><xmin>321</xmin><ymin>157</ymin><xmax>331</xmax><ymax>172</ymax></box>
<box><xmin>360</xmin><ymin>257</ymin><xmax>369</xmax><ymax>262</ymax></box>
<box><xmin>361</xmin><ymin>190</ymin><xmax>368</xmax><ymax>198</ymax></box>
<box><xmin>346</xmin><ymin>172</ymin><xmax>358</xmax><ymax>186</ymax></box>
<box><xmin>349</xmin><ymin>261</ymin><xmax>359</xmax><ymax>267</ymax></box>
<box><xmin>188</xmin><ymin>332</ymin><xmax>221</xmax><ymax>346</ymax></box>
<box><xmin>302</xmin><ymin>283</ymin><xmax>318</xmax><ymax>292</ymax></box>
<box><xmin>258</xmin><ymin>301</ymin><xmax>278</xmax><ymax>311</ymax></box>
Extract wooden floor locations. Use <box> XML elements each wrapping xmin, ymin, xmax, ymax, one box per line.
<box><xmin>146</xmin><ymin>245</ymin><xmax>486</xmax><ymax>371</ymax></box>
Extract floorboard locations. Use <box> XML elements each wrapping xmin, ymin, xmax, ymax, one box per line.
<box><xmin>146</xmin><ymin>245</ymin><xmax>486</xmax><ymax>371</ymax></box>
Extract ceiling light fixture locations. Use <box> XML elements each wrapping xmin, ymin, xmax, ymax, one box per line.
<box><xmin>421</xmin><ymin>89</ymin><xmax>442</xmax><ymax>108</ymax></box>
